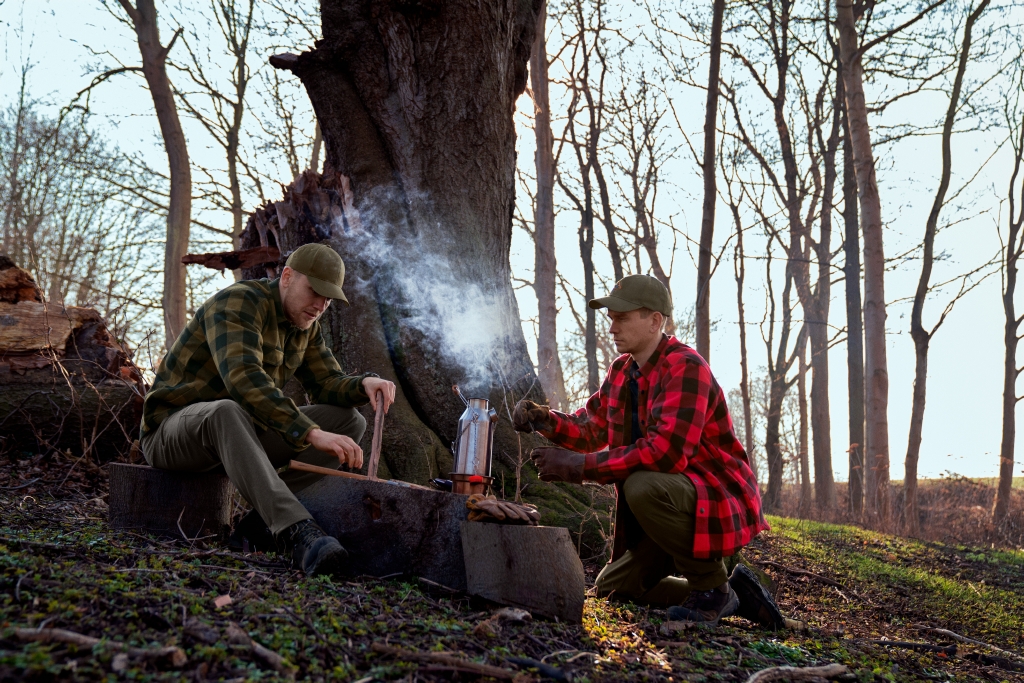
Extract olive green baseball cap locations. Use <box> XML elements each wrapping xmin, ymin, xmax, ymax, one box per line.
<box><xmin>285</xmin><ymin>243</ymin><xmax>349</xmax><ymax>303</ymax></box>
<box><xmin>589</xmin><ymin>274</ymin><xmax>671</xmax><ymax>317</ymax></box>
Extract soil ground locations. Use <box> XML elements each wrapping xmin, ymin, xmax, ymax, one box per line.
<box><xmin>2</xmin><ymin>494</ymin><xmax>1023</xmax><ymax>682</ymax></box>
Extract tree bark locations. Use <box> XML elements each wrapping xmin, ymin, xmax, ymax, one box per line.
<box><xmin>798</xmin><ymin>339</ymin><xmax>811</xmax><ymax>517</ymax></box>
<box><xmin>905</xmin><ymin>0</ymin><xmax>989</xmax><ymax>535</ymax></box>
<box><xmin>836</xmin><ymin>0</ymin><xmax>890</xmax><ymax>525</ymax></box>
<box><xmin>694</xmin><ymin>0</ymin><xmax>726</xmax><ymax>362</ymax></box>
<box><xmin>118</xmin><ymin>0</ymin><xmax>191</xmax><ymax>346</ymax></box>
<box><xmin>842</xmin><ymin>107</ymin><xmax>865</xmax><ymax>517</ymax></box>
<box><xmin>530</xmin><ymin>2</ymin><xmax>567</xmax><ymax>411</ymax></box>
<box><xmin>733</xmin><ymin>207</ymin><xmax>755</xmax><ymax>474</ymax></box>
<box><xmin>266</xmin><ymin>0</ymin><xmax>558</xmax><ymax>498</ymax></box>
<box><xmin>994</xmin><ymin>67</ymin><xmax>1024</xmax><ymax>523</ymax></box>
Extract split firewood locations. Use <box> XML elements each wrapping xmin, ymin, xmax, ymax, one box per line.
<box><xmin>14</xmin><ymin>627</ymin><xmax>187</xmax><ymax>668</ymax></box>
<box><xmin>744</xmin><ymin>662</ymin><xmax>848</xmax><ymax>682</ymax></box>
<box><xmin>371</xmin><ymin>642</ymin><xmax>523</xmax><ymax>681</ymax></box>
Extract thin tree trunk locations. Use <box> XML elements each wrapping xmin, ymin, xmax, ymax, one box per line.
<box><xmin>119</xmin><ymin>0</ymin><xmax>191</xmax><ymax>346</ymax></box>
<box><xmin>310</xmin><ymin>121</ymin><xmax>322</xmax><ymax>173</ymax></box>
<box><xmin>734</xmin><ymin>213</ymin><xmax>754</xmax><ymax>473</ymax></box>
<box><xmin>530</xmin><ymin>1</ymin><xmax>566</xmax><ymax>411</ymax></box>
<box><xmin>836</xmin><ymin>0</ymin><xmax>889</xmax><ymax>525</ymax></box>
<box><xmin>842</xmin><ymin>106</ymin><xmax>865</xmax><ymax>517</ymax></box>
<box><xmin>694</xmin><ymin>0</ymin><xmax>725</xmax><ymax>361</ymax></box>
<box><xmin>798</xmin><ymin>339</ymin><xmax>811</xmax><ymax>518</ymax></box>
<box><xmin>905</xmin><ymin>0</ymin><xmax>989</xmax><ymax>535</ymax></box>
<box><xmin>993</xmin><ymin>72</ymin><xmax>1024</xmax><ymax>523</ymax></box>
<box><xmin>582</xmin><ymin>193</ymin><xmax>599</xmax><ymax>395</ymax></box>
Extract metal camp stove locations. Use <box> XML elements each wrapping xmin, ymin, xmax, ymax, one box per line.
<box><xmin>450</xmin><ymin>385</ymin><xmax>497</xmax><ymax>495</ymax></box>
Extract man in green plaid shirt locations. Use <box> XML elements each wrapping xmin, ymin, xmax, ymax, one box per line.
<box><xmin>141</xmin><ymin>244</ymin><xmax>396</xmax><ymax>577</ymax></box>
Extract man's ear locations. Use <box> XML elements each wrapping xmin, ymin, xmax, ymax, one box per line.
<box><xmin>280</xmin><ymin>266</ymin><xmax>292</xmax><ymax>288</ymax></box>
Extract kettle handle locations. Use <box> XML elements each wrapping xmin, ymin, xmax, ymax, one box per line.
<box><xmin>487</xmin><ymin>408</ymin><xmax>498</xmax><ymax>422</ymax></box>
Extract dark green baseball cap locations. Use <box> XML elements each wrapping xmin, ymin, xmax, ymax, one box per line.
<box><xmin>285</xmin><ymin>243</ymin><xmax>349</xmax><ymax>303</ymax></box>
<box><xmin>589</xmin><ymin>274</ymin><xmax>671</xmax><ymax>317</ymax></box>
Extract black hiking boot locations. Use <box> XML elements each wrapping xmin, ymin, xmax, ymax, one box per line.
<box><xmin>729</xmin><ymin>563</ymin><xmax>785</xmax><ymax>628</ymax></box>
<box><xmin>227</xmin><ymin>509</ymin><xmax>275</xmax><ymax>553</ymax></box>
<box><xmin>280</xmin><ymin>519</ymin><xmax>348</xmax><ymax>577</ymax></box>
<box><xmin>667</xmin><ymin>582</ymin><xmax>739</xmax><ymax>626</ymax></box>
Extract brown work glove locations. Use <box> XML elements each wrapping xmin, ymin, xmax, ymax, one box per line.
<box><xmin>512</xmin><ymin>399</ymin><xmax>552</xmax><ymax>433</ymax></box>
<box><xmin>530</xmin><ymin>447</ymin><xmax>585</xmax><ymax>484</ymax></box>
<box><xmin>466</xmin><ymin>495</ymin><xmax>541</xmax><ymax>525</ymax></box>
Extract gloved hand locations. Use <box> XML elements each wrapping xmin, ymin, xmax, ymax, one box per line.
<box><xmin>512</xmin><ymin>399</ymin><xmax>552</xmax><ymax>433</ymax></box>
<box><xmin>530</xmin><ymin>447</ymin><xmax>585</xmax><ymax>484</ymax></box>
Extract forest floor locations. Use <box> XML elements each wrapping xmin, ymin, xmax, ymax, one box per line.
<box><xmin>2</xmin><ymin>493</ymin><xmax>1024</xmax><ymax>683</ymax></box>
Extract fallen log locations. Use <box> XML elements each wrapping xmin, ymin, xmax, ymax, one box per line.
<box><xmin>744</xmin><ymin>663</ymin><xmax>848</xmax><ymax>682</ymax></box>
<box><xmin>0</xmin><ymin>256</ymin><xmax>143</xmax><ymax>457</ymax></box>
<box><xmin>181</xmin><ymin>245</ymin><xmax>281</xmax><ymax>272</ymax></box>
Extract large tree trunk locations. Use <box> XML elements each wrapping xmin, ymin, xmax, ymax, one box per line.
<box><xmin>266</xmin><ymin>0</ymin><xmax>556</xmax><ymax>493</ymax></box>
<box><xmin>530</xmin><ymin>3</ymin><xmax>567</xmax><ymax>412</ymax></box>
<box><xmin>836</xmin><ymin>1</ymin><xmax>890</xmax><ymax>525</ymax></box>
<box><xmin>694</xmin><ymin>0</ymin><xmax>726</xmax><ymax>362</ymax></box>
<box><xmin>842</xmin><ymin>109</ymin><xmax>865</xmax><ymax>518</ymax></box>
<box><xmin>118</xmin><ymin>0</ymin><xmax>192</xmax><ymax>346</ymax></box>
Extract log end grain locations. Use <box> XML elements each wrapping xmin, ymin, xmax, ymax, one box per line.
<box><xmin>461</xmin><ymin>522</ymin><xmax>585</xmax><ymax>623</ymax></box>
<box><xmin>108</xmin><ymin>463</ymin><xmax>234</xmax><ymax>540</ymax></box>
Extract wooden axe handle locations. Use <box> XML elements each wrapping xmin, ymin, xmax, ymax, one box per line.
<box><xmin>367</xmin><ymin>393</ymin><xmax>385</xmax><ymax>480</ymax></box>
<box><xmin>289</xmin><ymin>460</ymin><xmax>367</xmax><ymax>480</ymax></box>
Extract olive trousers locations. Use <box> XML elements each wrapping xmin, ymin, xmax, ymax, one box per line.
<box><xmin>595</xmin><ymin>471</ymin><xmax>729</xmax><ymax>607</ymax></box>
<box><xmin>141</xmin><ymin>399</ymin><xmax>366</xmax><ymax>536</ymax></box>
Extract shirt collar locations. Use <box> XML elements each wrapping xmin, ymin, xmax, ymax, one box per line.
<box><xmin>633</xmin><ymin>334</ymin><xmax>670</xmax><ymax>378</ymax></box>
<box><xmin>270</xmin><ymin>278</ymin><xmax>290</xmax><ymax>328</ymax></box>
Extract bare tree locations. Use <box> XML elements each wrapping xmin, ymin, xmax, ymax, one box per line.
<box><xmin>994</xmin><ymin>46</ymin><xmax>1024</xmax><ymax>524</ymax></box>
<box><xmin>904</xmin><ymin>0</ymin><xmax>992</xmax><ymax>535</ymax></box>
<box><xmin>531</xmin><ymin>0</ymin><xmax>568</xmax><ymax>411</ymax></box>
<box><xmin>694</xmin><ymin>0</ymin><xmax>726</xmax><ymax>361</ymax></box>
<box><xmin>111</xmin><ymin>0</ymin><xmax>191</xmax><ymax>345</ymax></box>
<box><xmin>797</xmin><ymin>336</ymin><xmax>811</xmax><ymax>517</ymax></box>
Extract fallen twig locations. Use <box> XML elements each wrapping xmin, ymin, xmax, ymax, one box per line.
<box><xmin>758</xmin><ymin>561</ymin><xmax>846</xmax><ymax>590</ymax></box>
<box><xmin>0</xmin><ymin>478</ymin><xmax>40</xmax><ymax>490</ymax></box>
<box><xmin>372</xmin><ymin>642</ymin><xmax>517</xmax><ymax>680</ymax></box>
<box><xmin>963</xmin><ymin>651</ymin><xmax>1024</xmax><ymax>672</ymax></box>
<box><xmin>745</xmin><ymin>663</ymin><xmax>848</xmax><ymax>682</ymax></box>
<box><xmin>867</xmin><ymin>639</ymin><xmax>956</xmax><ymax>656</ymax></box>
<box><xmin>507</xmin><ymin>656</ymin><xmax>569</xmax><ymax>681</ymax></box>
<box><xmin>913</xmin><ymin>624</ymin><xmax>1024</xmax><ymax>662</ymax></box>
<box><xmin>14</xmin><ymin>627</ymin><xmax>187</xmax><ymax>668</ymax></box>
<box><xmin>225</xmin><ymin>622</ymin><xmax>296</xmax><ymax>679</ymax></box>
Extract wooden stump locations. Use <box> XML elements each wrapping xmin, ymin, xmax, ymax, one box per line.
<box><xmin>297</xmin><ymin>476</ymin><xmax>470</xmax><ymax>590</ymax></box>
<box><xmin>461</xmin><ymin>522</ymin><xmax>585</xmax><ymax>623</ymax></box>
<box><xmin>108</xmin><ymin>463</ymin><xmax>234</xmax><ymax>540</ymax></box>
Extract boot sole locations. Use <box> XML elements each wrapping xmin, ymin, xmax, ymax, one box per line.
<box><xmin>667</xmin><ymin>588</ymin><xmax>739</xmax><ymax>627</ymax></box>
<box><xmin>729</xmin><ymin>564</ymin><xmax>785</xmax><ymax>628</ymax></box>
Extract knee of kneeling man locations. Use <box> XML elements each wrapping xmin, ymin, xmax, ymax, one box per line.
<box><xmin>208</xmin><ymin>399</ymin><xmax>248</xmax><ymax>420</ymax></box>
<box><xmin>622</xmin><ymin>471</ymin><xmax>661</xmax><ymax>508</ymax></box>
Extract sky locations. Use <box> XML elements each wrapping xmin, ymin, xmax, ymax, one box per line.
<box><xmin>3</xmin><ymin>0</ymin><xmax>1023</xmax><ymax>484</ymax></box>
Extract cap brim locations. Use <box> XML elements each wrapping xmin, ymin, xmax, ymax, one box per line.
<box><xmin>307</xmin><ymin>275</ymin><xmax>350</xmax><ymax>304</ymax></box>
<box><xmin>588</xmin><ymin>295</ymin><xmax>643</xmax><ymax>312</ymax></box>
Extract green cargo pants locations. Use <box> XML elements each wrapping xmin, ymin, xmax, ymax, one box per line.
<box><xmin>141</xmin><ymin>399</ymin><xmax>366</xmax><ymax>536</ymax></box>
<box><xmin>595</xmin><ymin>470</ymin><xmax>729</xmax><ymax>607</ymax></box>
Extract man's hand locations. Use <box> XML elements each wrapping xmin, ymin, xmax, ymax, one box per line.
<box><xmin>307</xmin><ymin>428</ymin><xmax>363</xmax><ymax>469</ymax></box>
<box><xmin>530</xmin><ymin>447</ymin><xmax>585</xmax><ymax>484</ymax></box>
<box><xmin>363</xmin><ymin>376</ymin><xmax>397</xmax><ymax>414</ymax></box>
<box><xmin>513</xmin><ymin>399</ymin><xmax>552</xmax><ymax>433</ymax></box>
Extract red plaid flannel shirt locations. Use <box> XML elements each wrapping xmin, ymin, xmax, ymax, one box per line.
<box><xmin>541</xmin><ymin>335</ymin><xmax>768</xmax><ymax>558</ymax></box>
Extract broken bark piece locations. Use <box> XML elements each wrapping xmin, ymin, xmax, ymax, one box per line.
<box><xmin>14</xmin><ymin>627</ymin><xmax>186</xmax><ymax>668</ymax></box>
<box><xmin>461</xmin><ymin>522</ymin><xmax>585</xmax><ymax>623</ymax></box>
<box><xmin>108</xmin><ymin>463</ymin><xmax>233</xmax><ymax>540</ymax></box>
<box><xmin>181</xmin><ymin>245</ymin><xmax>281</xmax><ymax>272</ymax></box>
<box><xmin>0</xmin><ymin>256</ymin><xmax>42</xmax><ymax>303</ymax></box>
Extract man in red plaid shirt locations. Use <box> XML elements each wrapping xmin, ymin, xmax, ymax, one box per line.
<box><xmin>514</xmin><ymin>275</ymin><xmax>779</xmax><ymax>626</ymax></box>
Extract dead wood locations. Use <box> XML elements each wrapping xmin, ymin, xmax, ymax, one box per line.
<box><xmin>0</xmin><ymin>257</ymin><xmax>42</xmax><ymax>304</ymax></box>
<box><xmin>181</xmin><ymin>245</ymin><xmax>281</xmax><ymax>272</ymax></box>
<box><xmin>224</xmin><ymin>622</ymin><xmax>295</xmax><ymax>678</ymax></box>
<box><xmin>371</xmin><ymin>642</ymin><xmax>518</xmax><ymax>680</ymax></box>
<box><xmin>913</xmin><ymin>624</ymin><xmax>1024</xmax><ymax>662</ymax></box>
<box><xmin>744</xmin><ymin>663</ymin><xmax>848</xmax><ymax>682</ymax></box>
<box><xmin>13</xmin><ymin>627</ymin><xmax>187</xmax><ymax>668</ymax></box>
<box><xmin>867</xmin><ymin>639</ymin><xmax>956</xmax><ymax>656</ymax></box>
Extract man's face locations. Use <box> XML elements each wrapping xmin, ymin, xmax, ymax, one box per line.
<box><xmin>280</xmin><ymin>267</ymin><xmax>331</xmax><ymax>330</ymax></box>
<box><xmin>607</xmin><ymin>309</ymin><xmax>662</xmax><ymax>355</ymax></box>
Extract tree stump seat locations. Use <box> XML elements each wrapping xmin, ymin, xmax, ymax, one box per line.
<box><xmin>108</xmin><ymin>463</ymin><xmax>234</xmax><ymax>540</ymax></box>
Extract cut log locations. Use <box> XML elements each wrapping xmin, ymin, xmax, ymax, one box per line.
<box><xmin>108</xmin><ymin>463</ymin><xmax>234</xmax><ymax>540</ymax></box>
<box><xmin>297</xmin><ymin>475</ymin><xmax>470</xmax><ymax>589</ymax></box>
<box><xmin>461</xmin><ymin>522</ymin><xmax>585</xmax><ymax>623</ymax></box>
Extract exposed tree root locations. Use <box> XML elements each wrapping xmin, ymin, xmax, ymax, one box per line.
<box><xmin>744</xmin><ymin>662</ymin><xmax>848</xmax><ymax>682</ymax></box>
<box><xmin>13</xmin><ymin>627</ymin><xmax>186</xmax><ymax>668</ymax></box>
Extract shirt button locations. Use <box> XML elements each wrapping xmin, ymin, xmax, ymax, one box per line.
<box><xmin>699</xmin><ymin>508</ymin><xmax>705</xmax><ymax>514</ymax></box>
<box><xmin>292</xmin><ymin>431</ymin><xmax>299</xmax><ymax>437</ymax></box>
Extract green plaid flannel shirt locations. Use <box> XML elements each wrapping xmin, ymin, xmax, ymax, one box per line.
<box><xmin>141</xmin><ymin>278</ymin><xmax>370</xmax><ymax>450</ymax></box>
